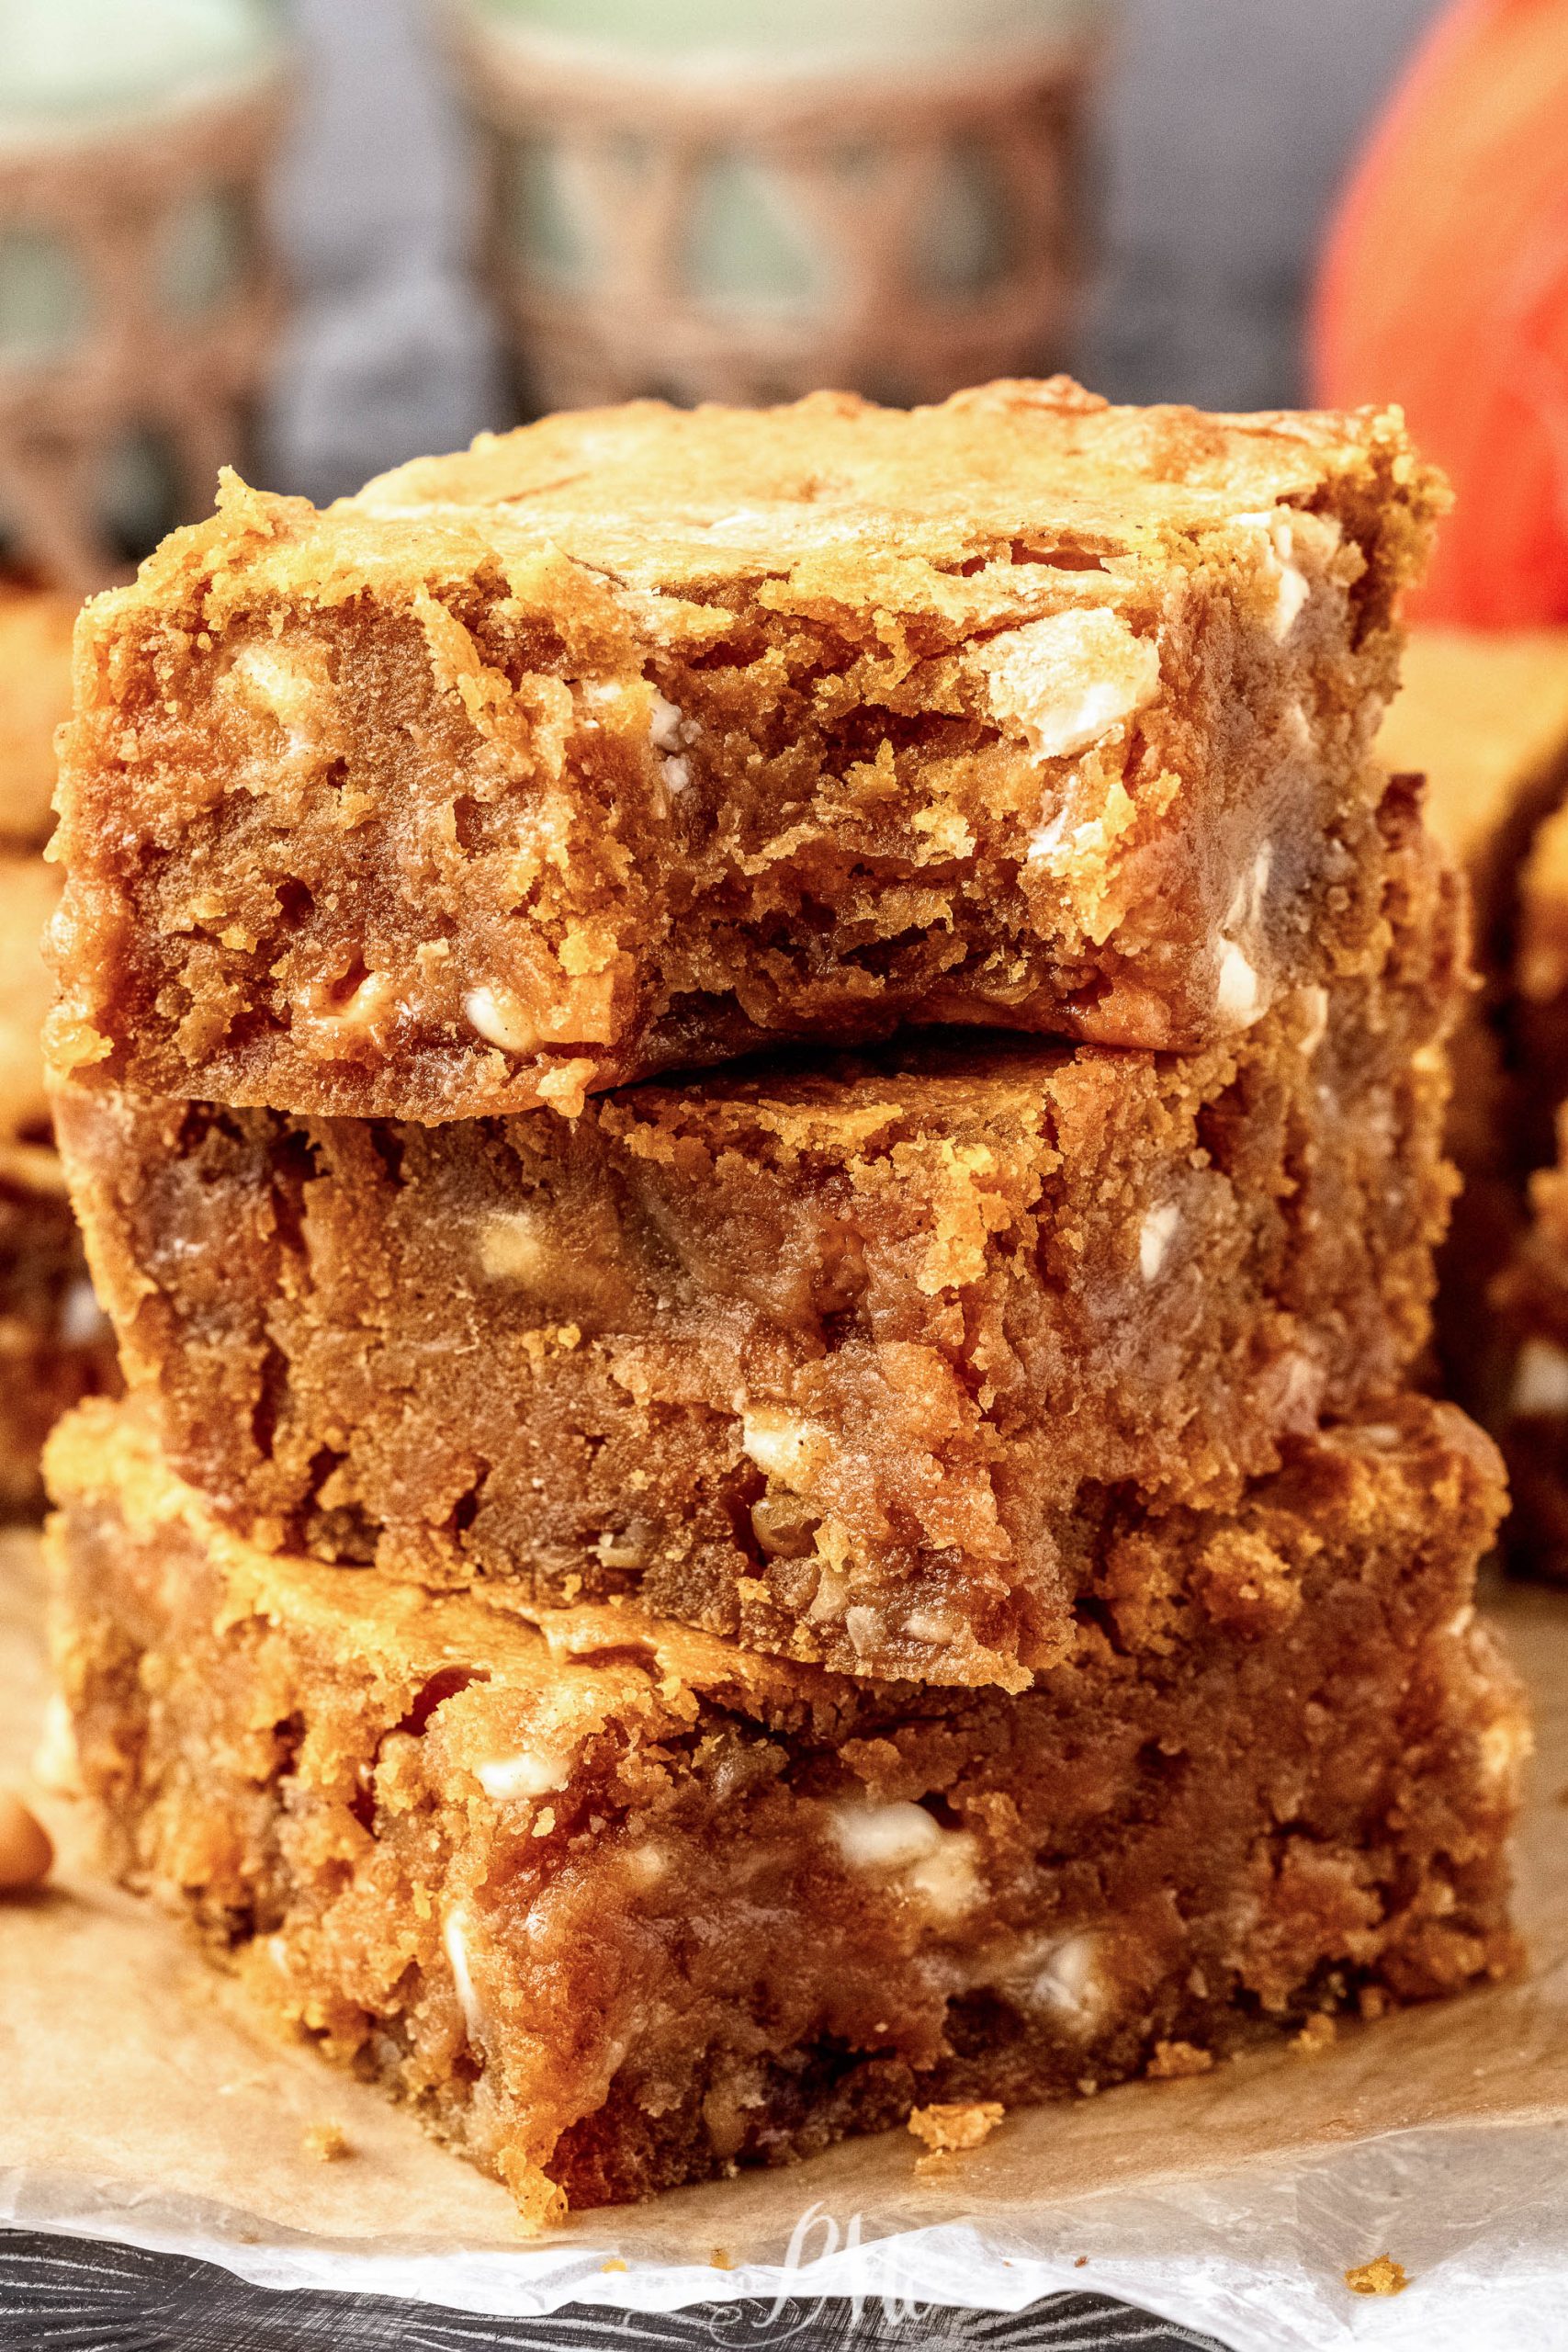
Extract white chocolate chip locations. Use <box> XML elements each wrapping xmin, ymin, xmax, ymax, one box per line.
<box><xmin>828</xmin><ymin>1799</ymin><xmax>982</xmax><ymax>1919</ymax></box>
<box><xmin>1138</xmin><ymin>1201</ymin><xmax>1180</xmax><ymax>1283</ymax></box>
<box><xmin>1025</xmin><ymin>806</ymin><xmax>1070</xmax><ymax>865</ymax></box>
<box><xmin>1215</xmin><ymin>939</ymin><xmax>1262</xmax><ymax>1025</ymax></box>
<box><xmin>649</xmin><ymin>693</ymin><xmax>685</xmax><ymax>752</ymax></box>
<box><xmin>58</xmin><ymin>1276</ymin><xmax>107</xmax><ymax>1347</ymax></box>
<box><xmin>465</xmin><ymin>985</ymin><xmax>538</xmax><ymax>1057</ymax></box>
<box><xmin>476</xmin><ymin>1747</ymin><xmax>570</xmax><ymax>1800</ymax></box>
<box><xmin>1032</xmin><ymin>1930</ymin><xmax>1103</xmax><ymax>2021</ymax></box>
<box><xmin>985</xmin><ymin>609</ymin><xmax>1161</xmax><ymax>762</ymax></box>
<box><xmin>738</xmin><ymin>1404</ymin><xmax>831</xmax><ymax>1490</ymax></box>
<box><xmin>1212</xmin><ymin>842</ymin><xmax>1273</xmax><ymax>1029</ymax></box>
<box><xmin>807</xmin><ymin>1566</ymin><xmax>851</xmax><ymax>1624</ymax></box>
<box><xmin>1234</xmin><ymin>512</ymin><xmax>1311</xmax><ymax>642</ymax></box>
<box><xmin>1263</xmin><ymin>1348</ymin><xmax>1325</xmax><ymax>1425</ymax></box>
<box><xmin>31</xmin><ymin>1692</ymin><xmax>80</xmax><ymax>1796</ymax></box>
<box><xmin>829</xmin><ymin>1798</ymin><xmax>942</xmax><ymax>1871</ymax></box>
<box><xmin>229</xmin><ymin>641</ymin><xmax>319</xmax><ymax>751</ymax></box>
<box><xmin>476</xmin><ymin>1209</ymin><xmax>547</xmax><ymax>1283</ymax></box>
<box><xmin>443</xmin><ymin>1908</ymin><xmax>483</xmax><ymax>2041</ymax></box>
<box><xmin>1225</xmin><ymin>842</ymin><xmax>1273</xmax><ymax>935</ymax></box>
<box><xmin>1297</xmin><ymin>985</ymin><xmax>1328</xmax><ymax>1057</ymax></box>
<box><xmin>660</xmin><ymin>753</ymin><xmax>692</xmax><ymax>793</ymax></box>
<box><xmin>987</xmin><ymin>1929</ymin><xmax>1105</xmax><ymax>2027</ymax></box>
<box><xmin>1510</xmin><ymin>1338</ymin><xmax>1568</xmax><ymax>1417</ymax></box>
<box><xmin>1480</xmin><ymin>1717</ymin><xmax>1531</xmax><ymax>1787</ymax></box>
<box><xmin>844</xmin><ymin>1605</ymin><xmax>883</xmax><ymax>1657</ymax></box>
<box><xmin>1273</xmin><ymin>560</ymin><xmax>1309</xmax><ymax>640</ymax></box>
<box><xmin>901</xmin><ymin>1607</ymin><xmax>958</xmax><ymax>1645</ymax></box>
<box><xmin>909</xmin><ymin>1837</ymin><xmax>982</xmax><ymax>1918</ymax></box>
<box><xmin>296</xmin><ymin>969</ymin><xmax>398</xmax><ymax>1041</ymax></box>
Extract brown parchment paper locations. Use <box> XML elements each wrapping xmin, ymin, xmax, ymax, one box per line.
<box><xmin>4</xmin><ymin>1526</ymin><xmax>1567</xmax><ymax>2352</ymax></box>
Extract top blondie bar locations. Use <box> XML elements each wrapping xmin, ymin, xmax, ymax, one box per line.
<box><xmin>48</xmin><ymin>379</ymin><xmax>1443</xmax><ymax>1121</ymax></box>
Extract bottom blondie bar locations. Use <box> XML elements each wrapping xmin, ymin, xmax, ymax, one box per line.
<box><xmin>48</xmin><ymin>1399</ymin><xmax>1524</xmax><ymax>2222</ymax></box>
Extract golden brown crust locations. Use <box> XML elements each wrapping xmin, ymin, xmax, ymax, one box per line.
<box><xmin>47</xmin><ymin>1395</ymin><xmax>1522</xmax><ymax>2220</ymax></box>
<box><xmin>49</xmin><ymin>381</ymin><xmax>1443</xmax><ymax>1120</ymax></box>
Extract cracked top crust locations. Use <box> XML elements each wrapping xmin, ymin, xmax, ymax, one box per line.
<box><xmin>357</xmin><ymin>377</ymin><xmax>1438</xmax><ymax>582</ymax></box>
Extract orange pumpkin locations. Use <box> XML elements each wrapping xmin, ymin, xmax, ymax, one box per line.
<box><xmin>1312</xmin><ymin>0</ymin><xmax>1568</xmax><ymax>625</ymax></box>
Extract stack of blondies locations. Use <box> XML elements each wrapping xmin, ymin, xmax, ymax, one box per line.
<box><xmin>40</xmin><ymin>381</ymin><xmax>1526</xmax><ymax>2223</ymax></box>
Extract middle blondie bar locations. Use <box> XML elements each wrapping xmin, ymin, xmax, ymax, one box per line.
<box><xmin>58</xmin><ymin>779</ymin><xmax>1457</xmax><ymax>1688</ymax></box>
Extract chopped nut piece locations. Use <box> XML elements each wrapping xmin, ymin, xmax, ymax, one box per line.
<box><xmin>1345</xmin><ymin>2256</ymin><xmax>1409</xmax><ymax>2298</ymax></box>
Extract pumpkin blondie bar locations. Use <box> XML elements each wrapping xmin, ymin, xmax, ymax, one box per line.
<box><xmin>56</xmin><ymin>775</ymin><xmax>1459</xmax><ymax>1688</ymax></box>
<box><xmin>48</xmin><ymin>379</ymin><xmax>1442</xmax><ymax>1121</ymax></box>
<box><xmin>47</xmin><ymin>1395</ymin><xmax>1524</xmax><ymax>2222</ymax></box>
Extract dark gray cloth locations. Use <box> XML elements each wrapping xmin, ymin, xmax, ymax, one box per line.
<box><xmin>0</xmin><ymin>2229</ymin><xmax>1227</xmax><ymax>2351</ymax></box>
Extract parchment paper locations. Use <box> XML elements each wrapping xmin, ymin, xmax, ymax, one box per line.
<box><xmin>4</xmin><ymin>1528</ymin><xmax>1567</xmax><ymax>2352</ymax></box>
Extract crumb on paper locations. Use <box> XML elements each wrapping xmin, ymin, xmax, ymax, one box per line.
<box><xmin>1345</xmin><ymin>2256</ymin><xmax>1409</xmax><ymax>2298</ymax></box>
<box><xmin>908</xmin><ymin>2099</ymin><xmax>1005</xmax><ymax>2158</ymax></box>
<box><xmin>1074</xmin><ymin>2255</ymin><xmax>1089</xmax><ymax>2268</ymax></box>
<box><xmin>1359</xmin><ymin>1984</ymin><xmax>1389</xmax><ymax>2023</ymax></box>
<box><xmin>601</xmin><ymin>2257</ymin><xmax>628</xmax><ymax>2273</ymax></box>
<box><xmin>1146</xmin><ymin>2039</ymin><xmax>1213</xmax><ymax>2080</ymax></box>
<box><xmin>1292</xmin><ymin>2012</ymin><xmax>1337</xmax><ymax>2057</ymax></box>
<box><xmin>301</xmin><ymin>2121</ymin><xmax>351</xmax><ymax>2163</ymax></box>
<box><xmin>709</xmin><ymin>2247</ymin><xmax>733</xmax><ymax>2270</ymax></box>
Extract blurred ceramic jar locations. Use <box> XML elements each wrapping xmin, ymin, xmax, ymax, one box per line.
<box><xmin>436</xmin><ymin>0</ymin><xmax>1111</xmax><ymax>412</ymax></box>
<box><xmin>0</xmin><ymin>0</ymin><xmax>291</xmax><ymax>591</ymax></box>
